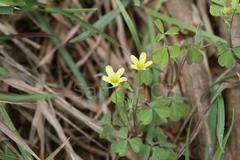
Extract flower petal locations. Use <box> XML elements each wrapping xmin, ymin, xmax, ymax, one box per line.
<box><xmin>116</xmin><ymin>67</ymin><xmax>125</xmax><ymax>77</ymax></box>
<box><xmin>130</xmin><ymin>55</ymin><xmax>139</xmax><ymax>64</ymax></box>
<box><xmin>102</xmin><ymin>76</ymin><xmax>110</xmax><ymax>83</ymax></box>
<box><xmin>144</xmin><ymin>61</ymin><xmax>153</xmax><ymax>68</ymax></box>
<box><xmin>140</xmin><ymin>52</ymin><xmax>147</xmax><ymax>63</ymax></box>
<box><xmin>120</xmin><ymin>77</ymin><xmax>127</xmax><ymax>82</ymax></box>
<box><xmin>131</xmin><ymin>64</ymin><xmax>138</xmax><ymax>70</ymax></box>
<box><xmin>111</xmin><ymin>82</ymin><xmax>119</xmax><ymax>87</ymax></box>
<box><xmin>105</xmin><ymin>65</ymin><xmax>114</xmax><ymax>76</ymax></box>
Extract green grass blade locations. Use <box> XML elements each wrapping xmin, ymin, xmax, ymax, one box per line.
<box><xmin>40</xmin><ymin>6</ymin><xmax>119</xmax><ymax>46</ymax></box>
<box><xmin>0</xmin><ymin>103</ymin><xmax>32</xmax><ymax>160</ymax></box>
<box><xmin>116</xmin><ymin>0</ymin><xmax>142</xmax><ymax>53</ymax></box>
<box><xmin>213</xmin><ymin>110</ymin><xmax>235</xmax><ymax>160</ymax></box>
<box><xmin>145</xmin><ymin>7</ymin><xmax>227</xmax><ymax>43</ymax></box>
<box><xmin>70</xmin><ymin>9</ymin><xmax>120</xmax><ymax>42</ymax></box>
<box><xmin>34</xmin><ymin>12</ymin><xmax>94</xmax><ymax>101</ymax></box>
<box><xmin>45</xmin><ymin>6</ymin><xmax>97</xmax><ymax>13</ymax></box>
<box><xmin>0</xmin><ymin>93</ymin><xmax>57</xmax><ymax>102</ymax></box>
<box><xmin>216</xmin><ymin>95</ymin><xmax>225</xmax><ymax>151</ymax></box>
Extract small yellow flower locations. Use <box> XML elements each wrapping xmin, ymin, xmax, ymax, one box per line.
<box><xmin>102</xmin><ymin>65</ymin><xmax>127</xmax><ymax>87</ymax></box>
<box><xmin>130</xmin><ymin>52</ymin><xmax>153</xmax><ymax>70</ymax></box>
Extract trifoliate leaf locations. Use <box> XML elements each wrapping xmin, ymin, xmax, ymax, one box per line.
<box><xmin>123</xmin><ymin>82</ymin><xmax>133</xmax><ymax>91</ymax></box>
<box><xmin>232</xmin><ymin>46</ymin><xmax>240</xmax><ymax>58</ymax></box>
<box><xmin>169</xmin><ymin>102</ymin><xmax>189</xmax><ymax>122</ymax></box>
<box><xmin>135</xmin><ymin>69</ymin><xmax>152</xmax><ymax>85</ymax></box>
<box><xmin>168</xmin><ymin>45</ymin><xmax>181</xmax><ymax>58</ymax></box>
<box><xmin>129</xmin><ymin>137</ymin><xmax>142</xmax><ymax>153</ymax></box>
<box><xmin>153</xmin><ymin>48</ymin><xmax>169</xmax><ymax>68</ymax></box>
<box><xmin>210</xmin><ymin>4</ymin><xmax>223</xmax><ymax>16</ymax></box>
<box><xmin>97</xmin><ymin>113</ymin><xmax>111</xmax><ymax>125</ymax></box>
<box><xmin>154</xmin><ymin>19</ymin><xmax>164</xmax><ymax>33</ymax></box>
<box><xmin>155</xmin><ymin>33</ymin><xmax>165</xmax><ymax>42</ymax></box>
<box><xmin>187</xmin><ymin>47</ymin><xmax>203</xmax><ymax>64</ymax></box>
<box><xmin>165</xmin><ymin>27</ymin><xmax>179</xmax><ymax>35</ymax></box>
<box><xmin>138</xmin><ymin>144</ymin><xmax>151</xmax><ymax>160</ymax></box>
<box><xmin>111</xmin><ymin>140</ymin><xmax>128</xmax><ymax>157</ymax></box>
<box><xmin>218</xmin><ymin>51</ymin><xmax>236</xmax><ymax>68</ymax></box>
<box><xmin>117</xmin><ymin>127</ymin><xmax>128</xmax><ymax>139</ymax></box>
<box><xmin>154</xmin><ymin>107</ymin><xmax>171</xmax><ymax>123</ymax></box>
<box><xmin>137</xmin><ymin>108</ymin><xmax>153</xmax><ymax>125</ymax></box>
<box><xmin>111</xmin><ymin>89</ymin><xmax>124</xmax><ymax>105</ymax></box>
<box><xmin>100</xmin><ymin>124</ymin><xmax>115</xmax><ymax>139</ymax></box>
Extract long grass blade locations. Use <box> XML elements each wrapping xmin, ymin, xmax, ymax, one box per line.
<box><xmin>34</xmin><ymin>12</ymin><xmax>94</xmax><ymax>100</ymax></box>
<box><xmin>216</xmin><ymin>95</ymin><xmax>225</xmax><ymax>150</ymax></box>
<box><xmin>116</xmin><ymin>0</ymin><xmax>142</xmax><ymax>53</ymax></box>
<box><xmin>71</xmin><ymin>9</ymin><xmax>120</xmax><ymax>43</ymax></box>
<box><xmin>145</xmin><ymin>7</ymin><xmax>227</xmax><ymax>43</ymax></box>
<box><xmin>213</xmin><ymin>110</ymin><xmax>235</xmax><ymax>160</ymax></box>
<box><xmin>0</xmin><ymin>93</ymin><xmax>57</xmax><ymax>102</ymax></box>
<box><xmin>0</xmin><ymin>103</ymin><xmax>33</xmax><ymax>160</ymax></box>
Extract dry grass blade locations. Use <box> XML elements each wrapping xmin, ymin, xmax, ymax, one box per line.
<box><xmin>0</xmin><ymin>120</ymin><xmax>40</xmax><ymax>160</ymax></box>
<box><xmin>45</xmin><ymin>137</ymin><xmax>70</xmax><ymax>160</ymax></box>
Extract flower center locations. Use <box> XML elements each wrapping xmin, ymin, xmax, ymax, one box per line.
<box><xmin>136</xmin><ymin>62</ymin><xmax>145</xmax><ymax>69</ymax></box>
<box><xmin>109</xmin><ymin>75</ymin><xmax>120</xmax><ymax>83</ymax></box>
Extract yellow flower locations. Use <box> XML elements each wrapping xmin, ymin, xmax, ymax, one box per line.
<box><xmin>102</xmin><ymin>65</ymin><xmax>127</xmax><ymax>87</ymax></box>
<box><xmin>130</xmin><ymin>52</ymin><xmax>153</xmax><ymax>70</ymax></box>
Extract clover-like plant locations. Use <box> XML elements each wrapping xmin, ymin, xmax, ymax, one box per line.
<box><xmin>210</xmin><ymin>0</ymin><xmax>240</xmax><ymax>67</ymax></box>
<box><xmin>98</xmin><ymin>47</ymin><xmax>189</xmax><ymax>159</ymax></box>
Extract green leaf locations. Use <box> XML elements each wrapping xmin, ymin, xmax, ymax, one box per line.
<box><xmin>97</xmin><ymin>113</ymin><xmax>111</xmax><ymax>125</ymax></box>
<box><xmin>128</xmin><ymin>137</ymin><xmax>142</xmax><ymax>153</ymax></box>
<box><xmin>154</xmin><ymin>107</ymin><xmax>171</xmax><ymax>123</ymax></box>
<box><xmin>0</xmin><ymin>67</ymin><xmax>9</xmax><ymax>77</ymax></box>
<box><xmin>232</xmin><ymin>47</ymin><xmax>240</xmax><ymax>58</ymax></box>
<box><xmin>111</xmin><ymin>140</ymin><xmax>128</xmax><ymax>157</ymax></box>
<box><xmin>111</xmin><ymin>89</ymin><xmax>125</xmax><ymax>105</ymax></box>
<box><xmin>169</xmin><ymin>102</ymin><xmax>189</xmax><ymax>122</ymax></box>
<box><xmin>153</xmin><ymin>48</ymin><xmax>169</xmax><ymax>68</ymax></box>
<box><xmin>0</xmin><ymin>0</ymin><xmax>26</xmax><ymax>6</ymax></box>
<box><xmin>116</xmin><ymin>0</ymin><xmax>142</xmax><ymax>53</ymax></box>
<box><xmin>117</xmin><ymin>127</ymin><xmax>128</xmax><ymax>139</ymax></box>
<box><xmin>0</xmin><ymin>6</ymin><xmax>13</xmax><ymax>15</ymax></box>
<box><xmin>123</xmin><ymin>82</ymin><xmax>133</xmax><ymax>91</ymax></box>
<box><xmin>194</xmin><ymin>27</ymin><xmax>203</xmax><ymax>45</ymax></box>
<box><xmin>210</xmin><ymin>4</ymin><xmax>223</xmax><ymax>16</ymax></box>
<box><xmin>133</xmin><ymin>0</ymin><xmax>140</xmax><ymax>6</ymax></box>
<box><xmin>187</xmin><ymin>47</ymin><xmax>203</xmax><ymax>64</ymax></box>
<box><xmin>218</xmin><ymin>51</ymin><xmax>236</xmax><ymax>68</ymax></box>
<box><xmin>155</xmin><ymin>33</ymin><xmax>165</xmax><ymax>42</ymax></box>
<box><xmin>150</xmin><ymin>147</ymin><xmax>173</xmax><ymax>160</ymax></box>
<box><xmin>154</xmin><ymin>19</ymin><xmax>164</xmax><ymax>33</ymax></box>
<box><xmin>145</xmin><ymin>7</ymin><xmax>227</xmax><ymax>43</ymax></box>
<box><xmin>138</xmin><ymin>144</ymin><xmax>151</xmax><ymax>160</ymax></box>
<box><xmin>137</xmin><ymin>108</ymin><xmax>153</xmax><ymax>125</ymax></box>
<box><xmin>165</xmin><ymin>27</ymin><xmax>179</xmax><ymax>35</ymax></box>
<box><xmin>135</xmin><ymin>69</ymin><xmax>152</xmax><ymax>85</ymax></box>
<box><xmin>100</xmin><ymin>124</ymin><xmax>115</xmax><ymax>139</ymax></box>
<box><xmin>168</xmin><ymin>45</ymin><xmax>181</xmax><ymax>58</ymax></box>
<box><xmin>212</xmin><ymin>0</ymin><xmax>227</xmax><ymax>6</ymax></box>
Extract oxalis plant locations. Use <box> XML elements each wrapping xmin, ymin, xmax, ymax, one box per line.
<box><xmin>210</xmin><ymin>0</ymin><xmax>240</xmax><ymax>67</ymax></box>
<box><xmin>98</xmin><ymin>20</ymin><xmax>189</xmax><ymax>159</ymax></box>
